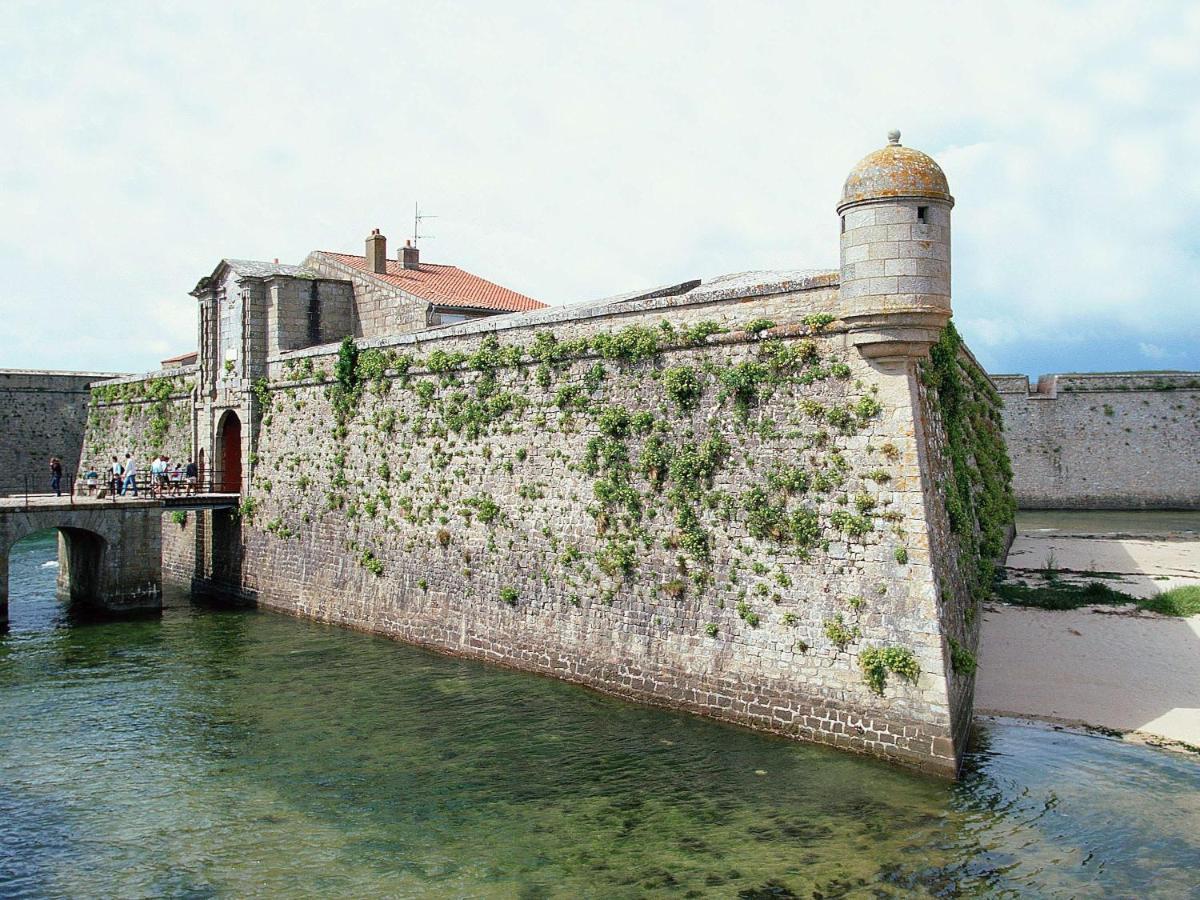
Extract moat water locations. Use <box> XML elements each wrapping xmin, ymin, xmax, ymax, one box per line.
<box><xmin>2</xmin><ymin>532</ymin><xmax>1197</xmax><ymax>898</ymax></box>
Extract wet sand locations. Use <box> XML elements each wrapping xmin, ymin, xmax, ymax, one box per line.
<box><xmin>977</xmin><ymin>604</ymin><xmax>1200</xmax><ymax>746</ymax></box>
<box><xmin>978</xmin><ymin>511</ymin><xmax>1200</xmax><ymax>748</ymax></box>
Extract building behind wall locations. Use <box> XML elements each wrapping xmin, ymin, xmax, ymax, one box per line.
<box><xmin>183</xmin><ymin>236</ymin><xmax>545</xmax><ymax>491</ymax></box>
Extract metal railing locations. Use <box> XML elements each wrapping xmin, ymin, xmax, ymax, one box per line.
<box><xmin>19</xmin><ymin>469</ymin><xmax>239</xmax><ymax>508</ymax></box>
<box><xmin>24</xmin><ymin>471</ymin><xmax>76</xmax><ymax>509</ymax></box>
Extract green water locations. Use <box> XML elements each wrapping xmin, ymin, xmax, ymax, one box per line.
<box><xmin>1016</xmin><ymin>509</ymin><xmax>1200</xmax><ymax>536</ymax></box>
<box><xmin>2</xmin><ymin>532</ymin><xmax>1198</xmax><ymax>898</ymax></box>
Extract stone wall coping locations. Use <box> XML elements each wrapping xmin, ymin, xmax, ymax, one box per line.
<box><xmin>0</xmin><ymin>369</ymin><xmax>129</xmax><ymax>378</ymax></box>
<box><xmin>276</xmin><ymin>268</ymin><xmax>842</xmax><ymax>363</ymax></box>
<box><xmin>90</xmin><ymin>366</ymin><xmax>198</xmax><ymax>388</ymax></box>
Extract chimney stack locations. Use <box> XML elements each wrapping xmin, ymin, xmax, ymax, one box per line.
<box><xmin>402</xmin><ymin>239</ymin><xmax>419</xmax><ymax>270</ymax></box>
<box><xmin>366</xmin><ymin>228</ymin><xmax>387</xmax><ymax>273</ymax></box>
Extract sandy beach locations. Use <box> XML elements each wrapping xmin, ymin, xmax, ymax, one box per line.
<box><xmin>978</xmin><ymin>511</ymin><xmax>1200</xmax><ymax>748</ymax></box>
<box><xmin>977</xmin><ymin>604</ymin><xmax>1200</xmax><ymax>746</ymax></box>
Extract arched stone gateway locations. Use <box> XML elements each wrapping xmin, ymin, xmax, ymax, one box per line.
<box><xmin>0</xmin><ymin>503</ymin><xmax>164</xmax><ymax>629</ymax></box>
<box><xmin>216</xmin><ymin>410</ymin><xmax>242</xmax><ymax>494</ymax></box>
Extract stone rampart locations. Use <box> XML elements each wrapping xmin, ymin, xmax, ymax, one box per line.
<box><xmin>82</xmin><ymin>368</ymin><xmax>197</xmax><ymax>476</ymax></box>
<box><xmin>139</xmin><ymin>276</ymin><xmax>1010</xmax><ymax>777</ymax></box>
<box><xmin>0</xmin><ymin>369</ymin><xmax>127</xmax><ymax>496</ymax></box>
<box><xmin>996</xmin><ymin>372</ymin><xmax>1200</xmax><ymax>509</ymax></box>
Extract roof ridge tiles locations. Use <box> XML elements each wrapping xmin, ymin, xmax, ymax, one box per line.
<box><xmin>312</xmin><ymin>250</ymin><xmax>544</xmax><ymax>313</ymax></box>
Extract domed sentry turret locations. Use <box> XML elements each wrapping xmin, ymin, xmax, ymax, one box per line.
<box><xmin>837</xmin><ymin>130</ymin><xmax>953</xmax><ymax>361</ymax></box>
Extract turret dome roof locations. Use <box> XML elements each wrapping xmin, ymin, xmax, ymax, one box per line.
<box><xmin>838</xmin><ymin>131</ymin><xmax>952</xmax><ymax>212</ymax></box>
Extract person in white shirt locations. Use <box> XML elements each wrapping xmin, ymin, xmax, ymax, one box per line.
<box><xmin>150</xmin><ymin>456</ymin><xmax>165</xmax><ymax>497</ymax></box>
<box><xmin>121</xmin><ymin>454</ymin><xmax>138</xmax><ymax>496</ymax></box>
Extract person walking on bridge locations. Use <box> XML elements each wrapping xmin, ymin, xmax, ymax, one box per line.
<box><xmin>120</xmin><ymin>453</ymin><xmax>138</xmax><ymax>496</ymax></box>
<box><xmin>49</xmin><ymin>457</ymin><xmax>62</xmax><ymax>497</ymax></box>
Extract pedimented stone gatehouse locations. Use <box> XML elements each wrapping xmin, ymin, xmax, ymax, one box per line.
<box><xmin>184</xmin><ymin>240</ymin><xmax>545</xmax><ymax>493</ymax></box>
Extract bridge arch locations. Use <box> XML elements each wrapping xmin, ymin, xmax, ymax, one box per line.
<box><xmin>55</xmin><ymin>526</ymin><xmax>107</xmax><ymax>606</ymax></box>
<box><xmin>0</xmin><ymin>525</ymin><xmax>108</xmax><ymax>628</ymax></box>
<box><xmin>0</xmin><ymin>505</ymin><xmax>164</xmax><ymax>629</ymax></box>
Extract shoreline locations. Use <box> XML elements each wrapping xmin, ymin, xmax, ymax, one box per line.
<box><xmin>974</xmin><ymin>711</ymin><xmax>1200</xmax><ymax>759</ymax></box>
<box><xmin>981</xmin><ymin>512</ymin><xmax>1200</xmax><ymax>755</ymax></box>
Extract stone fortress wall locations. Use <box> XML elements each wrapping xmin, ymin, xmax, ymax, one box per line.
<box><xmin>73</xmin><ymin>133</ymin><xmax>1023</xmax><ymax>776</ymax></box>
<box><xmin>81</xmin><ymin>367</ymin><xmax>197</xmax><ymax>476</ymax></box>
<box><xmin>995</xmin><ymin>372</ymin><xmax>1200</xmax><ymax>509</ymax></box>
<box><xmin>124</xmin><ymin>272</ymin><xmax>1009</xmax><ymax>776</ymax></box>
<box><xmin>0</xmin><ymin>369</ymin><xmax>127</xmax><ymax>496</ymax></box>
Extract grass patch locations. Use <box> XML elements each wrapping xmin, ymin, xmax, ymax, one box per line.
<box><xmin>994</xmin><ymin>580</ymin><xmax>1200</xmax><ymax>617</ymax></box>
<box><xmin>1138</xmin><ymin>586</ymin><xmax>1200</xmax><ymax>617</ymax></box>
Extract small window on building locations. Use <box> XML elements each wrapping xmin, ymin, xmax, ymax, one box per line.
<box><xmin>916</xmin><ymin>206</ymin><xmax>928</xmax><ymax>224</ymax></box>
<box><xmin>840</xmin><ymin>216</ymin><xmax>846</xmax><ymax>234</ymax></box>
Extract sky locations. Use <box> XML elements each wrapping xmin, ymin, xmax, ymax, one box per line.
<box><xmin>1</xmin><ymin>1</ymin><xmax>1197</xmax><ymax>377</ymax></box>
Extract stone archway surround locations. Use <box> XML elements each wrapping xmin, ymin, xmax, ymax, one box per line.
<box><xmin>215</xmin><ymin>409</ymin><xmax>243</xmax><ymax>494</ymax></box>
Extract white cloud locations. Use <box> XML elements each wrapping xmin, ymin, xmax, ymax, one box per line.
<box><xmin>1139</xmin><ymin>342</ymin><xmax>1166</xmax><ymax>360</ymax></box>
<box><xmin>0</xmin><ymin>1</ymin><xmax>1198</xmax><ymax>374</ymax></box>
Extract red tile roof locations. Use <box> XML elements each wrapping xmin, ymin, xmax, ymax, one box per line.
<box><xmin>319</xmin><ymin>252</ymin><xmax>545</xmax><ymax>313</ymax></box>
<box><xmin>161</xmin><ymin>351</ymin><xmax>198</xmax><ymax>367</ymax></box>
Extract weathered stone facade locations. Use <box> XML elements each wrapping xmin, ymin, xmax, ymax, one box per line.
<box><xmin>995</xmin><ymin>372</ymin><xmax>1200</xmax><ymax>509</ymax></box>
<box><xmin>302</xmin><ymin>252</ymin><xmax>430</xmax><ymax>338</ymax></box>
<box><xmin>78</xmin><ymin>134</ymin><xmax>1017</xmax><ymax>776</ymax></box>
<box><xmin>146</xmin><ymin>272</ymin><xmax>1003</xmax><ymax>776</ymax></box>
<box><xmin>0</xmin><ymin>369</ymin><xmax>126</xmax><ymax>495</ymax></box>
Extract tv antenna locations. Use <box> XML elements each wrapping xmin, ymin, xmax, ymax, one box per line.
<box><xmin>413</xmin><ymin>202</ymin><xmax>437</xmax><ymax>246</ymax></box>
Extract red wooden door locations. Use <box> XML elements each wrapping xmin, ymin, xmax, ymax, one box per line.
<box><xmin>220</xmin><ymin>413</ymin><xmax>242</xmax><ymax>493</ymax></box>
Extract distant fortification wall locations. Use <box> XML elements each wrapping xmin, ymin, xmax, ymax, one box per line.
<box><xmin>995</xmin><ymin>372</ymin><xmax>1200</xmax><ymax>509</ymax></box>
<box><xmin>108</xmin><ymin>279</ymin><xmax>1014</xmax><ymax>777</ymax></box>
<box><xmin>0</xmin><ymin>369</ymin><xmax>126</xmax><ymax>496</ymax></box>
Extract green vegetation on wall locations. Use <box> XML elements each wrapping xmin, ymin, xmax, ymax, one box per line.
<box><xmin>246</xmin><ymin>314</ymin><xmax>917</xmax><ymax>680</ymax></box>
<box><xmin>922</xmin><ymin>323</ymin><xmax>1016</xmax><ymax>604</ymax></box>
<box><xmin>87</xmin><ymin>374</ymin><xmax>191</xmax><ymax>456</ymax></box>
<box><xmin>858</xmin><ymin>645</ymin><xmax>920</xmax><ymax>695</ymax></box>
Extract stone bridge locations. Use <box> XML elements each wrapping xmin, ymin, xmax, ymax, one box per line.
<box><xmin>0</xmin><ymin>494</ymin><xmax>237</xmax><ymax>628</ymax></box>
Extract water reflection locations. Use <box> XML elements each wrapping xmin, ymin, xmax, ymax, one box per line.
<box><xmin>2</xmin><ymin>531</ymin><xmax>1197</xmax><ymax>898</ymax></box>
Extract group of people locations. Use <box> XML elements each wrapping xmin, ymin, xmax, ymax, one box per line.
<box><xmin>148</xmin><ymin>454</ymin><xmax>198</xmax><ymax>497</ymax></box>
<box><xmin>73</xmin><ymin>454</ymin><xmax>199</xmax><ymax>498</ymax></box>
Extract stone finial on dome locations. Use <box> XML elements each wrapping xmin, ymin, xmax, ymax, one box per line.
<box><xmin>837</xmin><ymin>132</ymin><xmax>952</xmax><ymax>213</ymax></box>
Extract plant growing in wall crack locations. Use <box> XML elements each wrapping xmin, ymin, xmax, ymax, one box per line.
<box><xmin>823</xmin><ymin>614</ymin><xmax>860</xmax><ymax>651</ymax></box>
<box><xmin>948</xmin><ymin>637</ymin><xmax>977</xmax><ymax>676</ymax></box>
<box><xmin>358</xmin><ymin>548</ymin><xmax>384</xmax><ymax>576</ymax></box>
<box><xmin>858</xmin><ymin>645</ymin><xmax>920</xmax><ymax>695</ymax></box>
<box><xmin>736</xmin><ymin>601</ymin><xmax>760</xmax><ymax>627</ymax></box>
